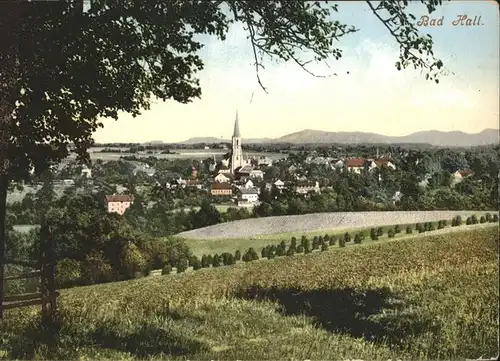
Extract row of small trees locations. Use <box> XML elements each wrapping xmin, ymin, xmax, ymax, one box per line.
<box><xmin>161</xmin><ymin>213</ymin><xmax>499</xmax><ymax>274</ymax></box>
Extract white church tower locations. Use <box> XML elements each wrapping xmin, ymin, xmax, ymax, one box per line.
<box><xmin>230</xmin><ymin>110</ymin><xmax>244</xmax><ymax>174</ymax></box>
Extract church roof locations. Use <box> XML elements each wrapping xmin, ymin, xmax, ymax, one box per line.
<box><xmin>233</xmin><ymin>110</ymin><xmax>240</xmax><ymax>137</ymax></box>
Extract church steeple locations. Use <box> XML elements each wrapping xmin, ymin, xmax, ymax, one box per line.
<box><xmin>233</xmin><ymin>110</ymin><xmax>240</xmax><ymax>138</ymax></box>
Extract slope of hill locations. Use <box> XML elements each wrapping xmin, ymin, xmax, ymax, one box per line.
<box><xmin>1</xmin><ymin>226</ymin><xmax>497</xmax><ymax>360</ymax></box>
<box><xmin>274</xmin><ymin>128</ymin><xmax>498</xmax><ymax>147</ymax></box>
<box><xmin>178</xmin><ymin>129</ymin><xmax>498</xmax><ymax>147</ymax></box>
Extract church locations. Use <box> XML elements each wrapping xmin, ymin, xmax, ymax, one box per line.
<box><xmin>214</xmin><ymin>111</ymin><xmax>262</xmax><ymax>181</ymax></box>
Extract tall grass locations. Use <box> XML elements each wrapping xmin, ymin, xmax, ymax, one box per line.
<box><xmin>0</xmin><ymin>226</ymin><xmax>498</xmax><ymax>360</ymax></box>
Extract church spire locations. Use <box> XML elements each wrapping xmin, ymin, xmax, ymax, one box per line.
<box><xmin>233</xmin><ymin>110</ymin><xmax>240</xmax><ymax>137</ymax></box>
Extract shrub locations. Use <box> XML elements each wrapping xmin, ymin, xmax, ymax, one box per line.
<box><xmin>324</xmin><ymin>234</ymin><xmax>330</xmax><ymax>243</ymax></box>
<box><xmin>441</xmin><ymin>219</ymin><xmax>448</xmax><ymax>227</ymax></box>
<box><xmin>56</xmin><ymin>258</ymin><xmax>82</xmax><ymax>288</ymax></box>
<box><xmin>437</xmin><ymin>221</ymin><xmax>444</xmax><ymax>230</ymax></box>
<box><xmin>286</xmin><ymin>247</ymin><xmax>295</xmax><ymax>256</ymax></box>
<box><xmin>428</xmin><ymin>223</ymin><xmax>435</xmax><ymax>231</ymax></box>
<box><xmin>485</xmin><ymin>213</ymin><xmax>492</xmax><ymax>222</ymax></box>
<box><xmin>376</xmin><ymin>227</ymin><xmax>383</xmax><ymax>237</ymax></box>
<box><xmin>312</xmin><ymin>236</ymin><xmax>319</xmax><ymax>249</ymax></box>
<box><xmin>359</xmin><ymin>231</ymin><xmax>366</xmax><ymax>240</ymax></box>
<box><xmin>176</xmin><ymin>258</ymin><xmax>189</xmax><ymax>273</ymax></box>
<box><xmin>370</xmin><ymin>228</ymin><xmax>378</xmax><ymax>241</ymax></box>
<box><xmin>480</xmin><ymin>216</ymin><xmax>486</xmax><ymax>224</ymax></box>
<box><xmin>261</xmin><ymin>247</ymin><xmax>268</xmax><ymax>259</ymax></box>
<box><xmin>339</xmin><ymin>238</ymin><xmax>346</xmax><ymax>248</ymax></box>
<box><xmin>212</xmin><ymin>254</ymin><xmax>221</xmax><ymax>267</ymax></box>
<box><xmin>354</xmin><ymin>234</ymin><xmax>362</xmax><ymax>244</ymax></box>
<box><xmin>455</xmin><ymin>215</ymin><xmax>463</xmax><ymax>226</ymax></box>
<box><xmin>290</xmin><ymin>237</ymin><xmax>297</xmax><ymax>248</ymax></box>
<box><xmin>406</xmin><ymin>226</ymin><xmax>413</xmax><ymax>234</ymax></box>
<box><xmin>201</xmin><ymin>255</ymin><xmax>208</xmax><ymax>268</ymax></box>
<box><xmin>344</xmin><ymin>232</ymin><xmax>351</xmax><ymax>242</ymax></box>
<box><xmin>394</xmin><ymin>225</ymin><xmax>401</xmax><ymax>234</ymax></box>
<box><xmin>466</xmin><ymin>217</ymin><xmax>472</xmax><ymax>225</ymax></box>
<box><xmin>329</xmin><ymin>236</ymin><xmax>336</xmax><ymax>246</ymax></box>
<box><xmin>321</xmin><ymin>243</ymin><xmax>328</xmax><ymax>251</ymax></box>
<box><xmin>471</xmin><ymin>215</ymin><xmax>478</xmax><ymax>224</ymax></box>
<box><xmin>120</xmin><ymin>242</ymin><xmax>147</xmax><ymax>279</ymax></box>
<box><xmin>304</xmin><ymin>238</ymin><xmax>311</xmax><ymax>254</ymax></box>
<box><xmin>415</xmin><ymin>223</ymin><xmax>421</xmax><ymax>231</ymax></box>
<box><xmin>161</xmin><ymin>264</ymin><xmax>172</xmax><ymax>275</ymax></box>
<box><xmin>387</xmin><ymin>229</ymin><xmax>395</xmax><ymax>238</ymax></box>
<box><xmin>234</xmin><ymin>250</ymin><xmax>241</xmax><ymax>261</ymax></box>
<box><xmin>242</xmin><ymin>247</ymin><xmax>259</xmax><ymax>262</ymax></box>
<box><xmin>493</xmin><ymin>214</ymin><xmax>499</xmax><ymax>222</ymax></box>
<box><xmin>297</xmin><ymin>245</ymin><xmax>304</xmax><ymax>253</ymax></box>
<box><xmin>189</xmin><ymin>256</ymin><xmax>202</xmax><ymax>270</ymax></box>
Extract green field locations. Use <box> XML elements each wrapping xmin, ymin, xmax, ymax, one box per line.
<box><xmin>181</xmin><ymin>218</ymin><xmax>484</xmax><ymax>257</ymax></box>
<box><xmin>1</xmin><ymin>225</ymin><xmax>498</xmax><ymax>360</ymax></box>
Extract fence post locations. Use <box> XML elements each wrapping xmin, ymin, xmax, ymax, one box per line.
<box><xmin>40</xmin><ymin>221</ymin><xmax>56</xmax><ymax>329</ymax></box>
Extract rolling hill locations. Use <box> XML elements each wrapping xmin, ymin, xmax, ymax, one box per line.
<box><xmin>179</xmin><ymin>128</ymin><xmax>498</xmax><ymax>147</ymax></box>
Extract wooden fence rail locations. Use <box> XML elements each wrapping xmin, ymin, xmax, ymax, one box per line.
<box><xmin>0</xmin><ymin>222</ymin><xmax>58</xmax><ymax>324</ymax></box>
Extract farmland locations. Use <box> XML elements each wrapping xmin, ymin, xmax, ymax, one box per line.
<box><xmin>177</xmin><ymin>210</ymin><xmax>488</xmax><ymax>240</ymax></box>
<box><xmin>1</xmin><ymin>226</ymin><xmax>498</xmax><ymax>360</ymax></box>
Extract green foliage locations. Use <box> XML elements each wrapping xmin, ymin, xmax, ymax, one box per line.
<box><xmin>344</xmin><ymin>232</ymin><xmax>351</xmax><ymax>242</ymax></box>
<box><xmin>321</xmin><ymin>242</ymin><xmax>328</xmax><ymax>252</ymax></box>
<box><xmin>242</xmin><ymin>247</ymin><xmax>259</xmax><ymax>262</ymax></box>
<box><xmin>485</xmin><ymin>213</ymin><xmax>492</xmax><ymax>222</ymax></box>
<box><xmin>493</xmin><ymin>214</ymin><xmax>499</xmax><ymax>223</ymax></box>
<box><xmin>56</xmin><ymin>258</ymin><xmax>82</xmax><ymax>288</ymax></box>
<box><xmin>339</xmin><ymin>238</ymin><xmax>346</xmax><ymax>248</ymax></box>
<box><xmin>370</xmin><ymin>228</ymin><xmax>378</xmax><ymax>241</ymax></box>
<box><xmin>80</xmin><ymin>252</ymin><xmax>115</xmax><ymax>285</ymax></box>
<box><xmin>354</xmin><ymin>233</ymin><xmax>362</xmax><ymax>244</ymax></box>
<box><xmin>189</xmin><ymin>256</ymin><xmax>202</xmax><ymax>270</ymax></box>
<box><xmin>328</xmin><ymin>236</ymin><xmax>336</xmax><ymax>246</ymax></box>
<box><xmin>120</xmin><ymin>242</ymin><xmax>147</xmax><ymax>279</ymax></box>
<box><xmin>212</xmin><ymin>254</ymin><xmax>221</xmax><ymax>267</ymax></box>
<box><xmin>296</xmin><ymin>245</ymin><xmax>304</xmax><ymax>253</ymax></box>
<box><xmin>480</xmin><ymin>216</ymin><xmax>486</xmax><ymax>224</ymax></box>
<box><xmin>471</xmin><ymin>215</ymin><xmax>478</xmax><ymax>224</ymax></box>
<box><xmin>161</xmin><ymin>264</ymin><xmax>172</xmax><ymax>275</ymax></box>
<box><xmin>234</xmin><ymin>250</ymin><xmax>242</xmax><ymax>261</ymax></box>
<box><xmin>388</xmin><ymin>229</ymin><xmax>395</xmax><ymax>238</ymax></box>
<box><xmin>394</xmin><ymin>225</ymin><xmax>401</xmax><ymax>234</ymax></box>
<box><xmin>466</xmin><ymin>217</ymin><xmax>472</xmax><ymax>225</ymax></box>
<box><xmin>406</xmin><ymin>225</ymin><xmax>413</xmax><ymax>234</ymax></box>
<box><xmin>176</xmin><ymin>258</ymin><xmax>189</xmax><ymax>273</ymax></box>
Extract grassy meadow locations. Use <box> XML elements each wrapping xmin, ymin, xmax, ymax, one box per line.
<box><xmin>182</xmin><ymin>216</ymin><xmax>488</xmax><ymax>257</ymax></box>
<box><xmin>0</xmin><ymin>225</ymin><xmax>498</xmax><ymax>360</ymax></box>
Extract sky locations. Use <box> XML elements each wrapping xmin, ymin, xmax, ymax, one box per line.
<box><xmin>93</xmin><ymin>1</ymin><xmax>499</xmax><ymax>143</ymax></box>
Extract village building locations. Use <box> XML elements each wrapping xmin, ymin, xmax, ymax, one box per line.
<box><xmin>81</xmin><ymin>164</ymin><xmax>92</xmax><ymax>178</ymax></box>
<box><xmin>249</xmin><ymin>169</ymin><xmax>264</xmax><ymax>179</ymax></box>
<box><xmin>452</xmin><ymin>169</ymin><xmax>474</xmax><ymax>185</ymax></box>
<box><xmin>185</xmin><ymin>179</ymin><xmax>204</xmax><ymax>190</ymax></box>
<box><xmin>214</xmin><ymin>172</ymin><xmax>233</xmax><ymax>183</ymax></box>
<box><xmin>346</xmin><ymin>158</ymin><xmax>366</xmax><ymax>174</ymax></box>
<box><xmin>105</xmin><ymin>194</ymin><xmax>134</xmax><ymax>215</ymax></box>
<box><xmin>294</xmin><ymin>181</ymin><xmax>320</xmax><ymax>195</ymax></box>
<box><xmin>237</xmin><ymin>187</ymin><xmax>259</xmax><ymax>203</ymax></box>
<box><xmin>211</xmin><ymin>182</ymin><xmax>233</xmax><ymax>196</ymax></box>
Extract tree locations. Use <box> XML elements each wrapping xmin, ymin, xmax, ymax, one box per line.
<box><xmin>354</xmin><ymin>234</ymin><xmax>362</xmax><ymax>244</ymax></box>
<box><xmin>234</xmin><ymin>250</ymin><xmax>241</xmax><ymax>261</ymax></box>
<box><xmin>394</xmin><ymin>225</ymin><xmax>401</xmax><ymax>234</ymax></box>
<box><xmin>321</xmin><ymin>243</ymin><xmax>328</xmax><ymax>252</ymax></box>
<box><xmin>406</xmin><ymin>225</ymin><xmax>413</xmax><ymax>234</ymax></box>
<box><xmin>0</xmin><ymin>0</ymin><xmax>447</xmax><ymax>315</ymax></box>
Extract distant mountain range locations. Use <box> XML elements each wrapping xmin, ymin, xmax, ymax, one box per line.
<box><xmin>179</xmin><ymin>129</ymin><xmax>498</xmax><ymax>147</ymax></box>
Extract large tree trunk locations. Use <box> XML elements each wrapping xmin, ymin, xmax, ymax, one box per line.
<box><xmin>0</xmin><ymin>2</ymin><xmax>20</xmax><ymax>319</ymax></box>
<box><xmin>0</xmin><ymin>176</ymin><xmax>7</xmax><ymax>319</ymax></box>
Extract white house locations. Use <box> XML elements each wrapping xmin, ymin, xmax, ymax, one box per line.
<box><xmin>238</xmin><ymin>187</ymin><xmax>259</xmax><ymax>203</ymax></box>
<box><xmin>274</xmin><ymin>179</ymin><xmax>285</xmax><ymax>190</ymax></box>
<box><xmin>295</xmin><ymin>181</ymin><xmax>320</xmax><ymax>195</ymax></box>
<box><xmin>452</xmin><ymin>169</ymin><xmax>474</xmax><ymax>185</ymax></box>
<box><xmin>250</xmin><ymin>169</ymin><xmax>264</xmax><ymax>179</ymax></box>
<box><xmin>243</xmin><ymin>179</ymin><xmax>254</xmax><ymax>189</ymax></box>
<box><xmin>214</xmin><ymin>172</ymin><xmax>232</xmax><ymax>183</ymax></box>
<box><xmin>346</xmin><ymin>158</ymin><xmax>365</xmax><ymax>174</ymax></box>
<box><xmin>81</xmin><ymin>165</ymin><xmax>92</xmax><ymax>178</ymax></box>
